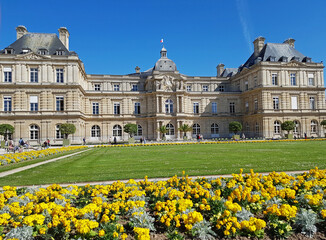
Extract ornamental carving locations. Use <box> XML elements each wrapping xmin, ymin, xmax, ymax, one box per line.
<box><xmin>16</xmin><ymin>52</ymin><xmax>50</xmax><ymax>60</ymax></box>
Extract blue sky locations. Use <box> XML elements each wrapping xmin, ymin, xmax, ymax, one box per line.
<box><xmin>0</xmin><ymin>0</ymin><xmax>325</xmax><ymax>83</ymax></box>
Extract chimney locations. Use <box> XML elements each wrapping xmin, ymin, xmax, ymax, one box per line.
<box><xmin>253</xmin><ymin>36</ymin><xmax>265</xmax><ymax>57</ymax></box>
<box><xmin>216</xmin><ymin>63</ymin><xmax>225</xmax><ymax>77</ymax></box>
<box><xmin>135</xmin><ymin>66</ymin><xmax>140</xmax><ymax>73</ymax></box>
<box><xmin>283</xmin><ymin>38</ymin><xmax>295</xmax><ymax>48</ymax></box>
<box><xmin>58</xmin><ymin>27</ymin><xmax>70</xmax><ymax>50</ymax></box>
<box><xmin>16</xmin><ymin>25</ymin><xmax>27</xmax><ymax>40</ymax></box>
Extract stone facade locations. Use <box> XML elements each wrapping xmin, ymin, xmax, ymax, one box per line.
<box><xmin>0</xmin><ymin>26</ymin><xmax>325</xmax><ymax>144</ymax></box>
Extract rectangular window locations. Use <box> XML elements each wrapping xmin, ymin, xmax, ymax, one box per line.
<box><xmin>4</xmin><ymin>68</ymin><xmax>12</xmax><ymax>83</ymax></box>
<box><xmin>30</xmin><ymin>68</ymin><xmax>38</xmax><ymax>83</ymax></box>
<box><xmin>203</xmin><ymin>85</ymin><xmax>208</xmax><ymax>92</ymax></box>
<box><xmin>254</xmin><ymin>77</ymin><xmax>257</xmax><ymax>87</ymax></box>
<box><xmin>93</xmin><ymin>102</ymin><xmax>99</xmax><ymax>115</ymax></box>
<box><xmin>273</xmin><ymin>97</ymin><xmax>279</xmax><ymax>110</ymax></box>
<box><xmin>134</xmin><ymin>102</ymin><xmax>141</xmax><ymax>114</ymax></box>
<box><xmin>212</xmin><ymin>102</ymin><xmax>217</xmax><ymax>114</ymax></box>
<box><xmin>254</xmin><ymin>99</ymin><xmax>258</xmax><ymax>111</ymax></box>
<box><xmin>230</xmin><ymin>102</ymin><xmax>235</xmax><ymax>113</ymax></box>
<box><xmin>290</xmin><ymin>73</ymin><xmax>296</xmax><ymax>86</ymax></box>
<box><xmin>193</xmin><ymin>102</ymin><xmax>199</xmax><ymax>114</ymax></box>
<box><xmin>245</xmin><ymin>81</ymin><xmax>248</xmax><ymax>90</ymax></box>
<box><xmin>56</xmin><ymin>96</ymin><xmax>64</xmax><ymax>111</ymax></box>
<box><xmin>114</xmin><ymin>103</ymin><xmax>120</xmax><ymax>115</ymax></box>
<box><xmin>4</xmin><ymin>96</ymin><xmax>12</xmax><ymax>112</ymax></box>
<box><xmin>94</xmin><ymin>84</ymin><xmax>101</xmax><ymax>91</ymax></box>
<box><xmin>56</xmin><ymin>69</ymin><xmax>64</xmax><ymax>83</ymax></box>
<box><xmin>187</xmin><ymin>85</ymin><xmax>191</xmax><ymax>92</ymax></box>
<box><xmin>218</xmin><ymin>85</ymin><xmax>225</xmax><ymax>92</ymax></box>
<box><xmin>272</xmin><ymin>73</ymin><xmax>278</xmax><ymax>85</ymax></box>
<box><xmin>245</xmin><ymin>102</ymin><xmax>249</xmax><ymax>112</ymax></box>
<box><xmin>291</xmin><ymin>96</ymin><xmax>298</xmax><ymax>110</ymax></box>
<box><xmin>309</xmin><ymin>97</ymin><xmax>315</xmax><ymax>110</ymax></box>
<box><xmin>308</xmin><ymin>73</ymin><xmax>314</xmax><ymax>86</ymax></box>
<box><xmin>30</xmin><ymin>96</ymin><xmax>38</xmax><ymax>112</ymax></box>
<box><xmin>131</xmin><ymin>84</ymin><xmax>138</xmax><ymax>91</ymax></box>
<box><xmin>113</xmin><ymin>84</ymin><xmax>120</xmax><ymax>91</ymax></box>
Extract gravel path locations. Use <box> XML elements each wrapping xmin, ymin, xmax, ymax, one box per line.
<box><xmin>2</xmin><ymin>169</ymin><xmax>310</xmax><ymax>189</ymax></box>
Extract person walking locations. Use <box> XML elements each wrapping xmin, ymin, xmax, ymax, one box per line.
<box><xmin>83</xmin><ymin>137</ymin><xmax>86</xmax><ymax>145</ymax></box>
<box><xmin>304</xmin><ymin>132</ymin><xmax>307</xmax><ymax>140</ymax></box>
<box><xmin>113</xmin><ymin>137</ymin><xmax>117</xmax><ymax>144</ymax></box>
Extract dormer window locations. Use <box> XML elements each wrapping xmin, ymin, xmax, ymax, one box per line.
<box><xmin>56</xmin><ymin>50</ymin><xmax>65</xmax><ymax>55</ymax></box>
<box><xmin>292</xmin><ymin>56</ymin><xmax>300</xmax><ymax>61</ymax></box>
<box><xmin>22</xmin><ymin>48</ymin><xmax>31</xmax><ymax>54</ymax></box>
<box><xmin>279</xmin><ymin>56</ymin><xmax>288</xmax><ymax>62</ymax></box>
<box><xmin>38</xmin><ymin>49</ymin><xmax>48</xmax><ymax>55</ymax></box>
<box><xmin>269</xmin><ymin>56</ymin><xmax>276</xmax><ymax>62</ymax></box>
<box><xmin>5</xmin><ymin>48</ymin><xmax>14</xmax><ymax>54</ymax></box>
<box><xmin>303</xmin><ymin>57</ymin><xmax>312</xmax><ymax>63</ymax></box>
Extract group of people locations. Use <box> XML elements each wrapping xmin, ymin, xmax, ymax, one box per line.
<box><xmin>42</xmin><ymin>139</ymin><xmax>51</xmax><ymax>148</ymax></box>
<box><xmin>5</xmin><ymin>138</ymin><xmax>30</xmax><ymax>153</ymax></box>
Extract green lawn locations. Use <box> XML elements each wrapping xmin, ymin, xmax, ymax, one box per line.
<box><xmin>1</xmin><ymin>141</ymin><xmax>326</xmax><ymax>186</ymax></box>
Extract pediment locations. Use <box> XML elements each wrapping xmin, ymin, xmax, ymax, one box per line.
<box><xmin>15</xmin><ymin>52</ymin><xmax>50</xmax><ymax>60</ymax></box>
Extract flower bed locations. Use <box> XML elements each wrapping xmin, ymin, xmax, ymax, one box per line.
<box><xmin>0</xmin><ymin>168</ymin><xmax>326</xmax><ymax>239</ymax></box>
<box><xmin>0</xmin><ymin>146</ymin><xmax>87</xmax><ymax>166</ymax></box>
<box><xmin>94</xmin><ymin>138</ymin><xmax>326</xmax><ymax>148</ymax></box>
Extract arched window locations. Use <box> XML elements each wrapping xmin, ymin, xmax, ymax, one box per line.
<box><xmin>91</xmin><ymin>125</ymin><xmax>101</xmax><ymax>137</ymax></box>
<box><xmin>113</xmin><ymin>125</ymin><xmax>122</xmax><ymax>136</ymax></box>
<box><xmin>193</xmin><ymin>123</ymin><xmax>200</xmax><ymax>135</ymax></box>
<box><xmin>211</xmin><ymin>123</ymin><xmax>219</xmax><ymax>134</ymax></box>
<box><xmin>137</xmin><ymin>125</ymin><xmax>143</xmax><ymax>136</ymax></box>
<box><xmin>165</xmin><ymin>99</ymin><xmax>173</xmax><ymax>113</ymax></box>
<box><xmin>166</xmin><ymin>123</ymin><xmax>175</xmax><ymax>135</ymax></box>
<box><xmin>255</xmin><ymin>122</ymin><xmax>259</xmax><ymax>134</ymax></box>
<box><xmin>56</xmin><ymin>125</ymin><xmax>63</xmax><ymax>139</ymax></box>
<box><xmin>293</xmin><ymin>120</ymin><xmax>300</xmax><ymax>134</ymax></box>
<box><xmin>274</xmin><ymin>121</ymin><xmax>281</xmax><ymax>134</ymax></box>
<box><xmin>30</xmin><ymin>125</ymin><xmax>39</xmax><ymax>140</ymax></box>
<box><xmin>245</xmin><ymin>122</ymin><xmax>250</xmax><ymax>133</ymax></box>
<box><xmin>311</xmin><ymin>120</ymin><xmax>317</xmax><ymax>133</ymax></box>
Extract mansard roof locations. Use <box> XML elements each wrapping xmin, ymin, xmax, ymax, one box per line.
<box><xmin>0</xmin><ymin>33</ymin><xmax>72</xmax><ymax>55</ymax></box>
<box><xmin>221</xmin><ymin>68</ymin><xmax>238</xmax><ymax>77</ymax></box>
<box><xmin>241</xmin><ymin>42</ymin><xmax>309</xmax><ymax>70</ymax></box>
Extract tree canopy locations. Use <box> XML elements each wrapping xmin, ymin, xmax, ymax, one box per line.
<box><xmin>157</xmin><ymin>125</ymin><xmax>168</xmax><ymax>137</ymax></box>
<box><xmin>229</xmin><ymin>121</ymin><xmax>242</xmax><ymax>134</ymax></box>
<box><xmin>0</xmin><ymin>124</ymin><xmax>15</xmax><ymax>140</ymax></box>
<box><xmin>281</xmin><ymin>121</ymin><xmax>295</xmax><ymax>134</ymax></box>
<box><xmin>59</xmin><ymin>123</ymin><xmax>76</xmax><ymax>139</ymax></box>
<box><xmin>178</xmin><ymin>124</ymin><xmax>192</xmax><ymax>137</ymax></box>
<box><xmin>321</xmin><ymin>120</ymin><xmax>326</xmax><ymax>128</ymax></box>
<box><xmin>124</xmin><ymin>123</ymin><xmax>138</xmax><ymax>138</ymax></box>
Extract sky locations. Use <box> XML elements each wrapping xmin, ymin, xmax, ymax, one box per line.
<box><xmin>0</xmin><ymin>0</ymin><xmax>325</xmax><ymax>85</ymax></box>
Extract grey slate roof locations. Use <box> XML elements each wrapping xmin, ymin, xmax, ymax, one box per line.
<box><xmin>0</xmin><ymin>33</ymin><xmax>72</xmax><ymax>55</ymax></box>
<box><xmin>241</xmin><ymin>43</ymin><xmax>310</xmax><ymax>70</ymax></box>
<box><xmin>221</xmin><ymin>68</ymin><xmax>238</xmax><ymax>77</ymax></box>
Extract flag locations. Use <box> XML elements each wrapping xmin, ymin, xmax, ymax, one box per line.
<box><xmin>160</xmin><ymin>39</ymin><xmax>163</xmax><ymax>43</ymax></box>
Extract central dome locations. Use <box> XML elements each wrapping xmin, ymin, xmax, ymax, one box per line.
<box><xmin>153</xmin><ymin>47</ymin><xmax>177</xmax><ymax>72</ymax></box>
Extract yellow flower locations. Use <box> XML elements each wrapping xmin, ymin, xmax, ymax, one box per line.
<box><xmin>99</xmin><ymin>229</ymin><xmax>105</xmax><ymax>237</ymax></box>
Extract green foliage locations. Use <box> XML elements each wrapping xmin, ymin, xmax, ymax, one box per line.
<box><xmin>157</xmin><ymin>125</ymin><xmax>168</xmax><ymax>138</ymax></box>
<box><xmin>167</xmin><ymin>229</ymin><xmax>184</xmax><ymax>240</ymax></box>
<box><xmin>124</xmin><ymin>123</ymin><xmax>138</xmax><ymax>137</ymax></box>
<box><xmin>59</xmin><ymin>123</ymin><xmax>76</xmax><ymax>139</ymax></box>
<box><xmin>281</xmin><ymin>121</ymin><xmax>295</xmax><ymax>134</ymax></box>
<box><xmin>178</xmin><ymin>124</ymin><xmax>192</xmax><ymax>137</ymax></box>
<box><xmin>270</xmin><ymin>220</ymin><xmax>293</xmax><ymax>239</ymax></box>
<box><xmin>0</xmin><ymin>124</ymin><xmax>15</xmax><ymax>139</ymax></box>
<box><xmin>5</xmin><ymin>226</ymin><xmax>33</xmax><ymax>240</ymax></box>
<box><xmin>321</xmin><ymin>120</ymin><xmax>326</xmax><ymax>128</ymax></box>
<box><xmin>229</xmin><ymin>121</ymin><xmax>242</xmax><ymax>134</ymax></box>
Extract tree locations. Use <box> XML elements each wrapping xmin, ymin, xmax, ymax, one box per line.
<box><xmin>124</xmin><ymin>123</ymin><xmax>138</xmax><ymax>138</ymax></box>
<box><xmin>0</xmin><ymin>124</ymin><xmax>15</xmax><ymax>140</ymax></box>
<box><xmin>178</xmin><ymin>124</ymin><xmax>192</xmax><ymax>138</ymax></box>
<box><xmin>281</xmin><ymin>121</ymin><xmax>295</xmax><ymax>134</ymax></box>
<box><xmin>321</xmin><ymin>120</ymin><xmax>326</xmax><ymax>129</ymax></box>
<box><xmin>229</xmin><ymin>121</ymin><xmax>242</xmax><ymax>135</ymax></box>
<box><xmin>59</xmin><ymin>123</ymin><xmax>76</xmax><ymax>139</ymax></box>
<box><xmin>157</xmin><ymin>125</ymin><xmax>168</xmax><ymax>139</ymax></box>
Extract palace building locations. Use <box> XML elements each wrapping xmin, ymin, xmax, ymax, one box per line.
<box><xmin>0</xmin><ymin>26</ymin><xmax>325</xmax><ymax>144</ymax></box>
